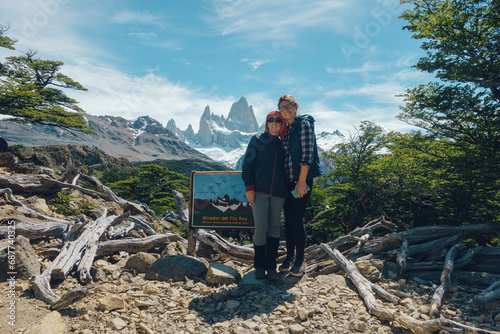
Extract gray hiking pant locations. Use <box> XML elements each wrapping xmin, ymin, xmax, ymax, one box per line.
<box><xmin>251</xmin><ymin>192</ymin><xmax>285</xmax><ymax>246</ymax></box>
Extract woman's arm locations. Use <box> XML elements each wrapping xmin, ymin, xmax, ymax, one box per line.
<box><xmin>295</xmin><ymin>120</ymin><xmax>315</xmax><ymax>198</ymax></box>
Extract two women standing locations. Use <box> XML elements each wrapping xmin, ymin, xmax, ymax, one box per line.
<box><xmin>242</xmin><ymin>94</ymin><xmax>321</xmax><ymax>280</ymax></box>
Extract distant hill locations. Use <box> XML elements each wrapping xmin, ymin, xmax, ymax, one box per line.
<box><xmin>134</xmin><ymin>159</ymin><xmax>230</xmax><ymax>177</ymax></box>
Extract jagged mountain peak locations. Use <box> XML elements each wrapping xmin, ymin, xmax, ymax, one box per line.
<box><xmin>226</xmin><ymin>96</ymin><xmax>259</xmax><ymax>133</ymax></box>
<box><xmin>202</xmin><ymin>106</ymin><xmax>211</xmax><ymax>120</ymax></box>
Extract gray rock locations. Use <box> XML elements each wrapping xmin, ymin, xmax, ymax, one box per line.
<box><xmin>145</xmin><ymin>255</ymin><xmax>208</xmax><ymax>282</ymax></box>
<box><xmin>0</xmin><ymin>235</ymin><xmax>40</xmax><ymax>281</ymax></box>
<box><xmin>355</xmin><ymin>259</ymin><xmax>383</xmax><ymax>282</ymax></box>
<box><xmin>90</xmin><ymin>266</ymin><xmax>107</xmax><ymax>282</ymax></box>
<box><xmin>125</xmin><ymin>252</ymin><xmax>157</xmax><ymax>273</ymax></box>
<box><xmin>205</xmin><ymin>262</ymin><xmax>241</xmax><ymax>285</ymax></box>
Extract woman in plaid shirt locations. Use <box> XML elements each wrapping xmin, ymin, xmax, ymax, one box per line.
<box><xmin>277</xmin><ymin>94</ymin><xmax>321</xmax><ymax>276</ymax></box>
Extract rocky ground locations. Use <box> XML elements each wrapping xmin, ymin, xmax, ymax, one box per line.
<box><xmin>1</xmin><ymin>251</ymin><xmax>499</xmax><ymax>334</ymax></box>
<box><xmin>0</xmin><ymin>166</ymin><xmax>498</xmax><ymax>334</ymax></box>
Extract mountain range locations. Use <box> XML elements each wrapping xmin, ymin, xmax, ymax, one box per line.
<box><xmin>0</xmin><ymin>96</ymin><xmax>345</xmax><ymax>169</ymax></box>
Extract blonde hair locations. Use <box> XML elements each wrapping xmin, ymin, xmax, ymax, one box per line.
<box><xmin>278</xmin><ymin>94</ymin><xmax>299</xmax><ymax>109</ymax></box>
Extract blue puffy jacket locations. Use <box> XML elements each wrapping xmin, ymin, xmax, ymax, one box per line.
<box><xmin>241</xmin><ymin>132</ymin><xmax>287</xmax><ymax>198</ymax></box>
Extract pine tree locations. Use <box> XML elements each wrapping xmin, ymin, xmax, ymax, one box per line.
<box><xmin>0</xmin><ymin>25</ymin><xmax>95</xmax><ymax>134</ymax></box>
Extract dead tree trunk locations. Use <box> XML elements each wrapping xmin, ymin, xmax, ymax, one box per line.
<box><xmin>44</xmin><ymin>210</ymin><xmax>118</xmax><ymax>281</ymax></box>
<box><xmin>469</xmin><ymin>281</ymin><xmax>500</xmax><ymax>305</ymax></box>
<box><xmin>96</xmin><ymin>233</ymin><xmax>183</xmax><ymax>256</ymax></box>
<box><xmin>430</xmin><ymin>243</ymin><xmax>466</xmax><ymax>317</ymax></box>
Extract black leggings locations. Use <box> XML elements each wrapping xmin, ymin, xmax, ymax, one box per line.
<box><xmin>283</xmin><ymin>179</ymin><xmax>313</xmax><ymax>265</ymax></box>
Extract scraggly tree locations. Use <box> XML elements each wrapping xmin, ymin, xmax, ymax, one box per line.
<box><xmin>0</xmin><ymin>25</ymin><xmax>94</xmax><ymax>134</ymax></box>
<box><xmin>397</xmin><ymin>0</ymin><xmax>500</xmax><ymax>225</ymax></box>
<box><xmin>399</xmin><ymin>0</ymin><xmax>499</xmax><ymax>150</ymax></box>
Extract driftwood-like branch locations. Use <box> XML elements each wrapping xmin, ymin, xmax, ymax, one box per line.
<box><xmin>76</xmin><ymin>211</ymin><xmax>122</xmax><ymax>283</ymax></box>
<box><xmin>0</xmin><ymin>221</ymin><xmax>68</xmax><ymax>239</ymax></box>
<box><xmin>405</xmin><ymin>246</ymin><xmax>482</xmax><ymax>272</ymax></box>
<box><xmin>430</xmin><ymin>243</ymin><xmax>466</xmax><ymax>317</ymax></box>
<box><xmin>307</xmin><ymin>217</ymin><xmax>398</xmax><ymax>260</ymax></box>
<box><xmin>322</xmin><ymin>244</ymin><xmax>500</xmax><ymax>334</ymax></box>
<box><xmin>96</xmin><ymin>233</ymin><xmax>183</xmax><ymax>256</ymax></box>
<box><xmin>321</xmin><ymin>244</ymin><xmax>400</xmax><ymax>306</ymax></box>
<box><xmin>370</xmin><ymin>223</ymin><xmax>498</xmax><ymax>254</ymax></box>
<box><xmin>0</xmin><ymin>188</ymin><xmax>71</xmax><ymax>224</ymax></box>
<box><xmin>469</xmin><ymin>281</ymin><xmax>500</xmax><ymax>305</ymax></box>
<box><xmin>45</xmin><ymin>210</ymin><xmax>119</xmax><ymax>281</ymax></box>
<box><xmin>127</xmin><ymin>215</ymin><xmax>156</xmax><ymax>236</ymax></box>
<box><xmin>401</xmin><ymin>223</ymin><xmax>499</xmax><ymax>244</ymax></box>
<box><xmin>77</xmin><ymin>173</ymin><xmax>128</xmax><ymax>205</ymax></box>
<box><xmin>31</xmin><ymin>275</ymin><xmax>60</xmax><ymax>305</ymax></box>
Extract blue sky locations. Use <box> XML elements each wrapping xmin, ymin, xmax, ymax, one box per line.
<box><xmin>0</xmin><ymin>0</ymin><xmax>431</xmax><ymax>135</ymax></box>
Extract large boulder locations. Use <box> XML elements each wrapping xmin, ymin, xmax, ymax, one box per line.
<box><xmin>145</xmin><ymin>255</ymin><xmax>208</xmax><ymax>282</ymax></box>
<box><xmin>0</xmin><ymin>235</ymin><xmax>41</xmax><ymax>281</ymax></box>
<box><xmin>125</xmin><ymin>252</ymin><xmax>157</xmax><ymax>273</ymax></box>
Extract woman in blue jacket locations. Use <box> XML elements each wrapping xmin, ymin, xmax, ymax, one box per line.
<box><xmin>241</xmin><ymin>110</ymin><xmax>287</xmax><ymax>281</ymax></box>
<box><xmin>278</xmin><ymin>94</ymin><xmax>321</xmax><ymax>277</ymax></box>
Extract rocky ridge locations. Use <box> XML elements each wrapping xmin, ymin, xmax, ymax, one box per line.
<box><xmin>0</xmin><ymin>114</ymin><xmax>214</xmax><ymax>163</ymax></box>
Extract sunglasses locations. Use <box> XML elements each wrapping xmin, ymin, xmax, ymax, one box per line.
<box><xmin>267</xmin><ymin>117</ymin><xmax>283</xmax><ymax>123</ymax></box>
<box><xmin>278</xmin><ymin>103</ymin><xmax>295</xmax><ymax>112</ymax></box>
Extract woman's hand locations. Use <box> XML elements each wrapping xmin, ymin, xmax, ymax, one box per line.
<box><xmin>295</xmin><ymin>180</ymin><xmax>308</xmax><ymax>198</ymax></box>
<box><xmin>246</xmin><ymin>190</ymin><xmax>255</xmax><ymax>203</ymax></box>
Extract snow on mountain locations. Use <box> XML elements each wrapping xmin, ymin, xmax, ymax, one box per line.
<box><xmin>316</xmin><ymin>130</ymin><xmax>345</xmax><ymax>152</ymax></box>
<box><xmin>167</xmin><ymin>97</ymin><xmax>345</xmax><ymax>170</ymax></box>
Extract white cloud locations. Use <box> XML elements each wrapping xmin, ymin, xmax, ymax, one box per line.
<box><xmin>240</xmin><ymin>58</ymin><xmax>271</xmax><ymax>71</ymax></box>
<box><xmin>111</xmin><ymin>10</ymin><xmax>165</xmax><ymax>27</ymax></box>
<box><xmin>327</xmin><ymin>82</ymin><xmax>405</xmax><ymax>104</ymax></box>
<box><xmin>202</xmin><ymin>0</ymin><xmax>354</xmax><ymax>47</ymax></box>
<box><xmin>326</xmin><ymin>61</ymin><xmax>387</xmax><ymax>74</ymax></box>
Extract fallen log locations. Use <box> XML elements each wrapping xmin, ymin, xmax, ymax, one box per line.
<box><xmin>322</xmin><ymin>243</ymin><xmax>500</xmax><ymax>334</ymax></box>
<box><xmin>469</xmin><ymin>281</ymin><xmax>500</xmax><ymax>305</ymax></box>
<box><xmin>430</xmin><ymin>243</ymin><xmax>466</xmax><ymax>317</ymax></box>
<box><xmin>76</xmin><ymin>211</ymin><xmax>122</xmax><ymax>283</ymax></box>
<box><xmin>369</xmin><ymin>223</ymin><xmax>499</xmax><ymax>254</ymax></box>
<box><xmin>405</xmin><ymin>246</ymin><xmax>482</xmax><ymax>271</ymax></box>
<box><xmin>96</xmin><ymin>233</ymin><xmax>183</xmax><ymax>256</ymax></box>
<box><xmin>46</xmin><ymin>210</ymin><xmax>118</xmax><ymax>281</ymax></box>
<box><xmin>0</xmin><ymin>221</ymin><xmax>68</xmax><ymax>240</ymax></box>
<box><xmin>0</xmin><ymin>174</ymin><xmax>61</xmax><ymax>194</ymax></box>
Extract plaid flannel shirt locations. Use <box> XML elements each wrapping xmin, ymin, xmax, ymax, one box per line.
<box><xmin>282</xmin><ymin>117</ymin><xmax>315</xmax><ymax>182</ymax></box>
